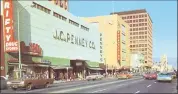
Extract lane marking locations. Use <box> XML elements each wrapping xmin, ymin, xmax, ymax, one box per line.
<box><xmin>91</xmin><ymin>89</ymin><xmax>107</xmax><ymax>93</ymax></box>
<box><xmin>135</xmin><ymin>90</ymin><xmax>140</xmax><ymax>93</ymax></box>
<box><xmin>90</xmin><ymin>79</ymin><xmax>144</xmax><ymax>93</ymax></box>
<box><xmin>19</xmin><ymin>77</ymin><xmax>125</xmax><ymax>93</ymax></box>
<box><xmin>154</xmin><ymin>82</ymin><xmax>156</xmax><ymax>83</ymax></box>
<box><xmin>147</xmin><ymin>84</ymin><xmax>151</xmax><ymax>87</ymax></box>
<box><xmin>50</xmin><ymin>77</ymin><xmax>143</xmax><ymax>93</ymax></box>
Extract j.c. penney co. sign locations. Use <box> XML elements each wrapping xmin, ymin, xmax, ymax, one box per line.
<box><xmin>3</xmin><ymin>0</ymin><xmax>18</xmax><ymax>52</ymax></box>
<box><xmin>53</xmin><ymin>30</ymin><xmax>96</xmax><ymax>50</ymax></box>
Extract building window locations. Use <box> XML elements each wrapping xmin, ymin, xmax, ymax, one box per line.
<box><xmin>139</xmin><ymin>15</ymin><xmax>142</xmax><ymax>18</ymax></box>
<box><xmin>81</xmin><ymin>25</ymin><xmax>89</xmax><ymax>31</ymax></box>
<box><xmin>145</xmin><ymin>19</ymin><xmax>147</xmax><ymax>22</ymax></box>
<box><xmin>133</xmin><ymin>16</ymin><xmax>135</xmax><ymax>18</ymax></box>
<box><xmin>145</xmin><ymin>27</ymin><xmax>147</xmax><ymax>30</ymax></box>
<box><xmin>33</xmin><ymin>2</ymin><xmax>51</xmax><ymax>14</ymax></box>
<box><xmin>130</xmin><ymin>28</ymin><xmax>132</xmax><ymax>31</ymax></box>
<box><xmin>133</xmin><ymin>20</ymin><xmax>135</xmax><ymax>23</ymax></box>
<box><xmin>130</xmin><ymin>24</ymin><xmax>132</xmax><ymax>27</ymax></box>
<box><xmin>69</xmin><ymin>19</ymin><xmax>79</xmax><ymax>27</ymax></box>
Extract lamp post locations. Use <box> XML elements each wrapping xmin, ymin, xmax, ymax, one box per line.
<box><xmin>66</xmin><ymin>67</ymin><xmax>68</xmax><ymax>81</ymax></box>
<box><xmin>17</xmin><ymin>4</ymin><xmax>33</xmax><ymax>78</ymax></box>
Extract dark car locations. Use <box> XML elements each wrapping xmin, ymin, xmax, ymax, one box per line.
<box><xmin>0</xmin><ymin>76</ymin><xmax>8</xmax><ymax>90</ymax></box>
<box><xmin>144</xmin><ymin>73</ymin><xmax>157</xmax><ymax>80</ymax></box>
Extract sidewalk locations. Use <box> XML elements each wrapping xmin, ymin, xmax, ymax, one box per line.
<box><xmin>53</xmin><ymin>79</ymin><xmax>86</xmax><ymax>84</ymax></box>
<box><xmin>53</xmin><ymin>76</ymin><xmax>116</xmax><ymax>84</ymax></box>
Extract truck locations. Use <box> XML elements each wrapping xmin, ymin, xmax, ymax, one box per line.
<box><xmin>7</xmin><ymin>70</ymin><xmax>54</xmax><ymax>90</ymax></box>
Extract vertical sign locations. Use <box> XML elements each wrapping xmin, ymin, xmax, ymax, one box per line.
<box><xmin>3</xmin><ymin>0</ymin><xmax>18</xmax><ymax>52</ymax></box>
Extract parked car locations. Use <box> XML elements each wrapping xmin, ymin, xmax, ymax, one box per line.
<box><xmin>170</xmin><ymin>72</ymin><xmax>176</xmax><ymax>79</ymax></box>
<box><xmin>144</xmin><ymin>72</ymin><xmax>157</xmax><ymax>80</ymax></box>
<box><xmin>86</xmin><ymin>73</ymin><xmax>104</xmax><ymax>81</ymax></box>
<box><xmin>157</xmin><ymin>72</ymin><xmax>173</xmax><ymax>83</ymax></box>
<box><xmin>0</xmin><ymin>76</ymin><xmax>8</xmax><ymax>90</ymax></box>
<box><xmin>117</xmin><ymin>72</ymin><xmax>132</xmax><ymax>79</ymax></box>
<box><xmin>7</xmin><ymin>72</ymin><xmax>54</xmax><ymax>91</ymax></box>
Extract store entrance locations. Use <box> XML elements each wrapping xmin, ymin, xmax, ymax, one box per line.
<box><xmin>70</xmin><ymin>60</ymin><xmax>86</xmax><ymax>79</ymax></box>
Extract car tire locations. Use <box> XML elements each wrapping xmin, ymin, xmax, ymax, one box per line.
<box><xmin>11</xmin><ymin>88</ymin><xmax>17</xmax><ymax>91</ymax></box>
<box><xmin>26</xmin><ymin>84</ymin><xmax>32</xmax><ymax>91</ymax></box>
<box><xmin>44</xmin><ymin>82</ymin><xmax>49</xmax><ymax>88</ymax></box>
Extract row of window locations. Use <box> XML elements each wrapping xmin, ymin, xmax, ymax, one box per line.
<box><xmin>130</xmin><ymin>23</ymin><xmax>148</xmax><ymax>27</ymax></box>
<box><xmin>126</xmin><ymin>18</ymin><xmax>147</xmax><ymax>23</ymax></box>
<box><xmin>69</xmin><ymin>19</ymin><xmax>79</xmax><ymax>27</ymax></box>
<box><xmin>53</xmin><ymin>12</ymin><xmax>67</xmax><ymax>21</ymax></box>
<box><xmin>130</xmin><ymin>40</ymin><xmax>146</xmax><ymax>43</ymax></box>
<box><xmin>130</xmin><ymin>36</ymin><xmax>147</xmax><ymax>39</ymax></box>
<box><xmin>130</xmin><ymin>44</ymin><xmax>147</xmax><ymax>47</ymax></box>
<box><xmin>81</xmin><ymin>25</ymin><xmax>89</xmax><ymax>31</ymax></box>
<box><xmin>130</xmin><ymin>27</ymin><xmax>148</xmax><ymax>31</ymax></box>
<box><xmin>122</xmin><ymin>14</ymin><xmax>147</xmax><ymax>19</ymax></box>
<box><xmin>33</xmin><ymin>2</ymin><xmax>51</xmax><ymax>14</ymax></box>
<box><xmin>32</xmin><ymin>2</ymin><xmax>89</xmax><ymax>32</ymax></box>
<box><xmin>130</xmin><ymin>31</ymin><xmax>147</xmax><ymax>35</ymax></box>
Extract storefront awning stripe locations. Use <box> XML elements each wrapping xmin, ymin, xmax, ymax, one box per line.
<box><xmin>89</xmin><ymin>67</ymin><xmax>103</xmax><ymax>70</ymax></box>
<box><xmin>51</xmin><ymin>66</ymin><xmax>72</xmax><ymax>69</ymax></box>
<box><xmin>43</xmin><ymin>56</ymin><xmax>70</xmax><ymax>67</ymax></box>
<box><xmin>86</xmin><ymin>61</ymin><xmax>100</xmax><ymax>68</ymax></box>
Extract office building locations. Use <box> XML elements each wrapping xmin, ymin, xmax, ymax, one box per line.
<box><xmin>82</xmin><ymin>14</ymin><xmax>130</xmax><ymax>70</ymax></box>
<box><xmin>111</xmin><ymin>9</ymin><xmax>153</xmax><ymax>67</ymax></box>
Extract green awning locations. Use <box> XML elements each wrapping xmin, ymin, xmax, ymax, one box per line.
<box><xmin>86</xmin><ymin>61</ymin><xmax>100</xmax><ymax>68</ymax></box>
<box><xmin>43</xmin><ymin>56</ymin><xmax>70</xmax><ymax>67</ymax></box>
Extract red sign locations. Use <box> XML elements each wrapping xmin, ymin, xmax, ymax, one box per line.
<box><xmin>29</xmin><ymin>42</ymin><xmax>42</xmax><ymax>56</ymax></box>
<box><xmin>3</xmin><ymin>0</ymin><xmax>18</xmax><ymax>52</ymax></box>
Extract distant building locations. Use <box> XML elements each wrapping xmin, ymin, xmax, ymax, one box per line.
<box><xmin>111</xmin><ymin>9</ymin><xmax>153</xmax><ymax>68</ymax></box>
<box><xmin>130</xmin><ymin>52</ymin><xmax>144</xmax><ymax>68</ymax></box>
<box><xmin>160</xmin><ymin>54</ymin><xmax>168</xmax><ymax>72</ymax></box>
<box><xmin>82</xmin><ymin>14</ymin><xmax>130</xmax><ymax>70</ymax></box>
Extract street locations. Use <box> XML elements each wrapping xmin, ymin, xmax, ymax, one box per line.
<box><xmin>1</xmin><ymin>77</ymin><xmax>177</xmax><ymax>93</ymax></box>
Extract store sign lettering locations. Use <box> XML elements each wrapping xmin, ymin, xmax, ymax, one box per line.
<box><xmin>3</xmin><ymin>0</ymin><xmax>18</xmax><ymax>52</ymax></box>
<box><xmin>53</xmin><ymin>30</ymin><xmax>95</xmax><ymax>50</ymax></box>
<box><xmin>29</xmin><ymin>43</ymin><xmax>42</xmax><ymax>56</ymax></box>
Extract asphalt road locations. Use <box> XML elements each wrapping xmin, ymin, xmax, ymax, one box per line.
<box><xmin>1</xmin><ymin>77</ymin><xmax>177</xmax><ymax>93</ymax></box>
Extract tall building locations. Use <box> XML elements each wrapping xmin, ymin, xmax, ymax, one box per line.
<box><xmin>111</xmin><ymin>9</ymin><xmax>153</xmax><ymax>67</ymax></box>
<box><xmin>49</xmin><ymin>0</ymin><xmax>69</xmax><ymax>11</ymax></box>
<box><xmin>82</xmin><ymin>14</ymin><xmax>130</xmax><ymax>70</ymax></box>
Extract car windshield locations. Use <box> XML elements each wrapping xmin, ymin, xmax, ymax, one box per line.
<box><xmin>159</xmin><ymin>73</ymin><xmax>171</xmax><ymax>75</ymax></box>
<box><xmin>90</xmin><ymin>73</ymin><xmax>98</xmax><ymax>75</ymax></box>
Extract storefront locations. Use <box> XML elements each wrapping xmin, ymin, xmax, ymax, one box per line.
<box><xmin>2</xmin><ymin>1</ymin><xmax>102</xmax><ymax>79</ymax></box>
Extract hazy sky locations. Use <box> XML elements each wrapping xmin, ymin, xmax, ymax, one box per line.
<box><xmin>68</xmin><ymin>1</ymin><xmax>177</xmax><ymax>59</ymax></box>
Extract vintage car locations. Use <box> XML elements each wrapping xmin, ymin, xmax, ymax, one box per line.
<box><xmin>86</xmin><ymin>73</ymin><xmax>104</xmax><ymax>81</ymax></box>
<box><xmin>7</xmin><ymin>72</ymin><xmax>54</xmax><ymax>90</ymax></box>
<box><xmin>157</xmin><ymin>72</ymin><xmax>173</xmax><ymax>83</ymax></box>
<box><xmin>144</xmin><ymin>72</ymin><xmax>157</xmax><ymax>80</ymax></box>
<box><xmin>117</xmin><ymin>72</ymin><xmax>132</xmax><ymax>79</ymax></box>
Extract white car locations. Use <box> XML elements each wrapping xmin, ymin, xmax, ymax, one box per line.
<box><xmin>86</xmin><ymin>73</ymin><xmax>104</xmax><ymax>81</ymax></box>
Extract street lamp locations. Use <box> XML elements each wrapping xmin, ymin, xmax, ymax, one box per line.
<box><xmin>66</xmin><ymin>67</ymin><xmax>68</xmax><ymax>81</ymax></box>
<box><xmin>17</xmin><ymin>3</ymin><xmax>34</xmax><ymax>78</ymax></box>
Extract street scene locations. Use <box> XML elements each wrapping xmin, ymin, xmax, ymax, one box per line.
<box><xmin>1</xmin><ymin>77</ymin><xmax>177</xmax><ymax>93</ymax></box>
<box><xmin>0</xmin><ymin>0</ymin><xmax>177</xmax><ymax>93</ymax></box>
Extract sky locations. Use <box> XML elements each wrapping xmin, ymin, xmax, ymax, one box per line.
<box><xmin>68</xmin><ymin>0</ymin><xmax>177</xmax><ymax>59</ymax></box>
